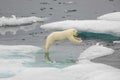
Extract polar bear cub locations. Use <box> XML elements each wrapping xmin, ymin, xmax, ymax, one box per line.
<box><xmin>44</xmin><ymin>28</ymin><xmax>82</xmax><ymax>62</ymax></box>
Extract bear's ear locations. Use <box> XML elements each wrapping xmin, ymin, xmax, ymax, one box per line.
<box><xmin>72</xmin><ymin>29</ymin><xmax>75</xmax><ymax>32</ymax></box>
<box><xmin>72</xmin><ymin>30</ymin><xmax>76</xmax><ymax>36</ymax></box>
<box><xmin>73</xmin><ymin>29</ymin><xmax>77</xmax><ymax>33</ymax></box>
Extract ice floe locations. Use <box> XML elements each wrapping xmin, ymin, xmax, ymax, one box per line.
<box><xmin>0</xmin><ymin>45</ymin><xmax>41</xmax><ymax>54</ymax></box>
<box><xmin>0</xmin><ymin>45</ymin><xmax>41</xmax><ymax>78</ymax></box>
<box><xmin>113</xmin><ymin>41</ymin><xmax>120</xmax><ymax>44</ymax></box>
<box><xmin>9</xmin><ymin>61</ymin><xmax>120</xmax><ymax>80</ymax></box>
<box><xmin>0</xmin><ymin>15</ymin><xmax>45</xmax><ymax>26</ymax></box>
<box><xmin>40</xmin><ymin>20</ymin><xmax>120</xmax><ymax>36</ymax></box>
<box><xmin>78</xmin><ymin>43</ymin><xmax>114</xmax><ymax>60</ymax></box>
<box><xmin>0</xmin><ymin>15</ymin><xmax>46</xmax><ymax>35</ymax></box>
<box><xmin>1</xmin><ymin>12</ymin><xmax>120</xmax><ymax>80</ymax></box>
<box><xmin>40</xmin><ymin>12</ymin><xmax>120</xmax><ymax>37</ymax></box>
<box><xmin>7</xmin><ymin>44</ymin><xmax>120</xmax><ymax>80</ymax></box>
<box><xmin>98</xmin><ymin>12</ymin><xmax>120</xmax><ymax>21</ymax></box>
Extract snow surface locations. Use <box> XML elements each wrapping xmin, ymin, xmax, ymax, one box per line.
<box><xmin>98</xmin><ymin>12</ymin><xmax>120</xmax><ymax>21</ymax></box>
<box><xmin>40</xmin><ymin>20</ymin><xmax>120</xmax><ymax>36</ymax></box>
<box><xmin>4</xmin><ymin>44</ymin><xmax>120</xmax><ymax>80</ymax></box>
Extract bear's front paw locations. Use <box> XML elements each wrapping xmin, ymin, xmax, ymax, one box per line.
<box><xmin>75</xmin><ymin>37</ymin><xmax>82</xmax><ymax>42</ymax></box>
<box><xmin>77</xmin><ymin>38</ymin><xmax>82</xmax><ymax>43</ymax></box>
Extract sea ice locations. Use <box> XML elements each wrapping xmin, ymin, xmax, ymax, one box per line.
<box><xmin>8</xmin><ymin>44</ymin><xmax>120</xmax><ymax>80</ymax></box>
<box><xmin>0</xmin><ymin>15</ymin><xmax>45</xmax><ymax>26</ymax></box>
<box><xmin>0</xmin><ymin>45</ymin><xmax>41</xmax><ymax>54</ymax></box>
<box><xmin>40</xmin><ymin>20</ymin><xmax>120</xmax><ymax>36</ymax></box>
<box><xmin>78</xmin><ymin>43</ymin><xmax>114</xmax><ymax>60</ymax></box>
<box><xmin>0</xmin><ymin>45</ymin><xmax>41</xmax><ymax>78</ymax></box>
<box><xmin>0</xmin><ymin>15</ymin><xmax>46</xmax><ymax>35</ymax></box>
<box><xmin>98</xmin><ymin>12</ymin><xmax>120</xmax><ymax>21</ymax></box>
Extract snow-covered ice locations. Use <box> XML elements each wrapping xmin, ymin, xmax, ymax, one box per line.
<box><xmin>40</xmin><ymin>12</ymin><xmax>120</xmax><ymax>37</ymax></box>
<box><xmin>40</xmin><ymin>20</ymin><xmax>120</xmax><ymax>36</ymax></box>
<box><xmin>0</xmin><ymin>15</ymin><xmax>45</xmax><ymax>26</ymax></box>
<box><xmin>78</xmin><ymin>43</ymin><xmax>114</xmax><ymax>60</ymax></box>
<box><xmin>4</xmin><ymin>43</ymin><xmax>120</xmax><ymax>80</ymax></box>
<box><xmin>0</xmin><ymin>12</ymin><xmax>120</xmax><ymax>80</ymax></box>
<box><xmin>0</xmin><ymin>45</ymin><xmax>41</xmax><ymax>54</ymax></box>
<box><xmin>0</xmin><ymin>15</ymin><xmax>46</xmax><ymax>35</ymax></box>
<box><xmin>7</xmin><ymin>62</ymin><xmax>120</xmax><ymax>80</ymax></box>
<box><xmin>98</xmin><ymin>12</ymin><xmax>120</xmax><ymax>21</ymax></box>
<box><xmin>0</xmin><ymin>45</ymin><xmax>41</xmax><ymax>78</ymax></box>
<box><xmin>113</xmin><ymin>41</ymin><xmax>120</xmax><ymax>44</ymax></box>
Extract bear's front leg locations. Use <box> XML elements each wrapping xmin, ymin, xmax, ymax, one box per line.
<box><xmin>68</xmin><ymin>36</ymin><xmax>82</xmax><ymax>44</ymax></box>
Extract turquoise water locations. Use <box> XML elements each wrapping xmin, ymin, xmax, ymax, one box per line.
<box><xmin>78</xmin><ymin>32</ymin><xmax>120</xmax><ymax>41</ymax></box>
<box><xmin>23</xmin><ymin>51</ymin><xmax>76</xmax><ymax>68</ymax></box>
<box><xmin>0</xmin><ymin>49</ymin><xmax>76</xmax><ymax>78</ymax></box>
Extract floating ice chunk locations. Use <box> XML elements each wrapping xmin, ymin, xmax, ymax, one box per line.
<box><xmin>98</xmin><ymin>12</ymin><xmax>120</xmax><ymax>21</ymax></box>
<box><xmin>67</xmin><ymin>1</ymin><xmax>74</xmax><ymax>4</ymax></box>
<box><xmin>0</xmin><ymin>22</ymin><xmax>41</xmax><ymax>35</ymax></box>
<box><xmin>0</xmin><ymin>15</ymin><xmax>47</xmax><ymax>35</ymax></box>
<box><xmin>0</xmin><ymin>15</ymin><xmax>45</xmax><ymax>26</ymax></box>
<box><xmin>78</xmin><ymin>43</ymin><xmax>114</xmax><ymax>60</ymax></box>
<box><xmin>11</xmin><ymin>15</ymin><xmax>16</xmax><ymax>19</ymax></box>
<box><xmin>96</xmin><ymin>42</ymin><xmax>100</xmax><ymax>46</ymax></box>
<box><xmin>40</xmin><ymin>20</ymin><xmax>120</xmax><ymax>36</ymax></box>
<box><xmin>95</xmin><ymin>42</ymin><xmax>103</xmax><ymax>46</ymax></box>
<box><xmin>113</xmin><ymin>41</ymin><xmax>120</xmax><ymax>44</ymax></box>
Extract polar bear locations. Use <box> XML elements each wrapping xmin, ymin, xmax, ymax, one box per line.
<box><xmin>44</xmin><ymin>28</ymin><xmax>82</xmax><ymax>62</ymax></box>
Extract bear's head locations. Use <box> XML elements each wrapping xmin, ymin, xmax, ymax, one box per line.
<box><xmin>69</xmin><ymin>28</ymin><xmax>78</xmax><ymax>37</ymax></box>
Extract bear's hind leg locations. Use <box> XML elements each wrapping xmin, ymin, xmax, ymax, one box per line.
<box><xmin>45</xmin><ymin>52</ymin><xmax>51</xmax><ymax>62</ymax></box>
<box><xmin>44</xmin><ymin>40</ymin><xmax>53</xmax><ymax>62</ymax></box>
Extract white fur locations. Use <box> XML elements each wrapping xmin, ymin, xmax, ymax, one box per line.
<box><xmin>44</xmin><ymin>28</ymin><xmax>82</xmax><ymax>61</ymax></box>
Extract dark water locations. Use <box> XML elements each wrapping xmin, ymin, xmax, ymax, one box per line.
<box><xmin>0</xmin><ymin>0</ymin><xmax>120</xmax><ymax>22</ymax></box>
<box><xmin>0</xmin><ymin>0</ymin><xmax>120</xmax><ymax>79</ymax></box>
